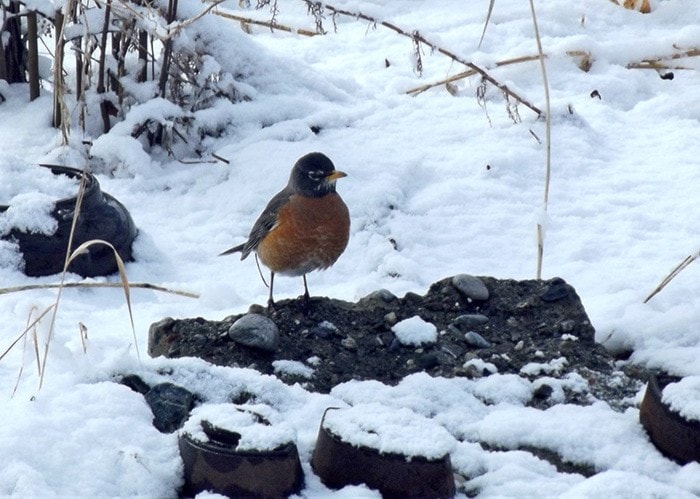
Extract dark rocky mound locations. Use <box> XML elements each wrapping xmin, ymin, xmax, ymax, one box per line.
<box><xmin>149</xmin><ymin>275</ymin><xmax>645</xmax><ymax>409</ymax></box>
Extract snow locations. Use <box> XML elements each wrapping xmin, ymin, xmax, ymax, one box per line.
<box><xmin>0</xmin><ymin>0</ymin><xmax>699</xmax><ymax>497</ymax></box>
<box><xmin>181</xmin><ymin>403</ymin><xmax>297</xmax><ymax>452</ymax></box>
<box><xmin>272</xmin><ymin>359</ymin><xmax>315</xmax><ymax>379</ymax></box>
<box><xmin>321</xmin><ymin>403</ymin><xmax>455</xmax><ymax>459</ymax></box>
<box><xmin>391</xmin><ymin>315</ymin><xmax>438</xmax><ymax>346</ymax></box>
<box><xmin>662</xmin><ymin>377</ymin><xmax>700</xmax><ymax>422</ymax></box>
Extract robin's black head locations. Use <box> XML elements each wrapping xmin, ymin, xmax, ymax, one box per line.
<box><xmin>288</xmin><ymin>152</ymin><xmax>347</xmax><ymax>197</ymax></box>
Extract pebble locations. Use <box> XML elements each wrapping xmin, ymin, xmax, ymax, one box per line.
<box><xmin>341</xmin><ymin>336</ymin><xmax>358</xmax><ymax>351</ymax></box>
<box><xmin>541</xmin><ymin>278</ymin><xmax>571</xmax><ymax>302</ymax></box>
<box><xmin>228</xmin><ymin>314</ymin><xmax>279</xmax><ymax>352</ymax></box>
<box><xmin>384</xmin><ymin>311</ymin><xmax>398</xmax><ymax>325</ymax></box>
<box><xmin>144</xmin><ymin>382</ymin><xmax>195</xmax><ymax>433</ymax></box>
<box><xmin>464</xmin><ymin>331</ymin><xmax>492</xmax><ymax>349</ymax></box>
<box><xmin>311</xmin><ymin>320</ymin><xmax>340</xmax><ymax>339</ymax></box>
<box><xmin>418</xmin><ymin>353</ymin><xmax>440</xmax><ymax>370</ymax></box>
<box><xmin>451</xmin><ymin>274</ymin><xmax>489</xmax><ymax>301</ymax></box>
<box><xmin>120</xmin><ymin>374</ymin><xmax>151</xmax><ymax>395</ymax></box>
<box><xmin>533</xmin><ymin>383</ymin><xmax>554</xmax><ymax>400</ymax></box>
<box><xmin>453</xmin><ymin>314</ymin><xmax>489</xmax><ymax>328</ymax></box>
<box><xmin>358</xmin><ymin>288</ymin><xmax>398</xmax><ymax>307</ymax></box>
<box><xmin>559</xmin><ymin>320</ymin><xmax>576</xmax><ymax>333</ymax></box>
<box><xmin>441</xmin><ymin>344</ymin><xmax>465</xmax><ymax>359</ymax></box>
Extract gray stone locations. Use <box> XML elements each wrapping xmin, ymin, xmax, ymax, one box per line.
<box><xmin>145</xmin><ymin>382</ymin><xmax>195</xmax><ymax>433</ymax></box>
<box><xmin>452</xmin><ymin>274</ymin><xmax>489</xmax><ymax>301</ymax></box>
<box><xmin>358</xmin><ymin>288</ymin><xmax>398</xmax><ymax>308</ymax></box>
<box><xmin>464</xmin><ymin>331</ymin><xmax>492</xmax><ymax>349</ymax></box>
<box><xmin>228</xmin><ymin>314</ymin><xmax>279</xmax><ymax>352</ymax></box>
<box><xmin>148</xmin><ymin>317</ymin><xmax>176</xmax><ymax>358</ymax></box>
<box><xmin>453</xmin><ymin>313</ymin><xmax>489</xmax><ymax>328</ymax></box>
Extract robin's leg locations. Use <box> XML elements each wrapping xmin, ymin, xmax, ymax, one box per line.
<box><xmin>267</xmin><ymin>272</ymin><xmax>276</xmax><ymax>310</ymax></box>
<box><xmin>301</xmin><ymin>274</ymin><xmax>310</xmax><ymax>312</ymax></box>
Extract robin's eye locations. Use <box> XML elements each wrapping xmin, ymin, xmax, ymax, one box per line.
<box><xmin>308</xmin><ymin>170</ymin><xmax>325</xmax><ymax>181</ymax></box>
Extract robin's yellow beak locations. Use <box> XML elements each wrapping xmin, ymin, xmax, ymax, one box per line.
<box><xmin>326</xmin><ymin>170</ymin><xmax>347</xmax><ymax>181</ymax></box>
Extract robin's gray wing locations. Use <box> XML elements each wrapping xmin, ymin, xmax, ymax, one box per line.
<box><xmin>236</xmin><ymin>186</ymin><xmax>294</xmax><ymax>259</ymax></box>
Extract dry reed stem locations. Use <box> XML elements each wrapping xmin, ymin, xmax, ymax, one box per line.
<box><xmin>11</xmin><ymin>306</ymin><xmax>43</xmax><ymax>397</ymax></box>
<box><xmin>38</xmin><ymin>164</ymin><xmax>89</xmax><ymax>388</ymax></box>
<box><xmin>0</xmin><ymin>281</ymin><xmax>199</xmax><ymax>298</ymax></box>
<box><xmin>528</xmin><ymin>0</ymin><xmax>551</xmax><ymax>280</ymax></box>
<box><xmin>316</xmin><ymin>2</ymin><xmax>543</xmax><ymax>118</ymax></box>
<box><xmin>644</xmin><ymin>251</ymin><xmax>699</xmax><ymax>303</ymax></box>
<box><xmin>68</xmin><ymin>239</ymin><xmax>141</xmax><ymax>360</ymax></box>
<box><xmin>0</xmin><ymin>304</ymin><xmax>56</xmax><ymax>365</ymax></box>
<box><xmin>405</xmin><ymin>54</ymin><xmax>542</xmax><ymax>96</ymax></box>
<box><xmin>214</xmin><ymin>9</ymin><xmax>318</xmax><ymax>36</ymax></box>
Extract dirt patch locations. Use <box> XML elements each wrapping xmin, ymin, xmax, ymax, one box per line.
<box><xmin>148</xmin><ymin>275</ymin><xmax>645</xmax><ymax>409</ymax></box>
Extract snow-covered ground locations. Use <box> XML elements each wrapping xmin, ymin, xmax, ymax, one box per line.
<box><xmin>1</xmin><ymin>0</ymin><xmax>699</xmax><ymax>496</ymax></box>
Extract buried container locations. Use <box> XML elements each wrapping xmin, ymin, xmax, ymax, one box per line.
<box><xmin>311</xmin><ymin>405</ymin><xmax>456</xmax><ymax>498</ymax></box>
<box><xmin>179</xmin><ymin>405</ymin><xmax>304</xmax><ymax>498</ymax></box>
<box><xmin>640</xmin><ymin>374</ymin><xmax>700</xmax><ymax>465</ymax></box>
<box><xmin>0</xmin><ymin>164</ymin><xmax>137</xmax><ymax>277</ymax></box>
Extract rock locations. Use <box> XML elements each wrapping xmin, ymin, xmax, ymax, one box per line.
<box><xmin>418</xmin><ymin>353</ymin><xmax>440</xmax><ymax>370</ymax></box>
<box><xmin>541</xmin><ymin>278</ymin><xmax>571</xmax><ymax>302</ymax></box>
<box><xmin>228</xmin><ymin>314</ymin><xmax>279</xmax><ymax>352</ymax></box>
<box><xmin>453</xmin><ymin>314</ymin><xmax>489</xmax><ymax>329</ymax></box>
<box><xmin>464</xmin><ymin>331</ymin><xmax>492</xmax><ymax>349</ymax></box>
<box><xmin>145</xmin><ymin>382</ymin><xmax>195</xmax><ymax>433</ymax></box>
<box><xmin>533</xmin><ymin>383</ymin><xmax>554</xmax><ymax>400</ymax></box>
<box><xmin>311</xmin><ymin>320</ymin><xmax>340</xmax><ymax>339</ymax></box>
<box><xmin>358</xmin><ymin>289</ymin><xmax>398</xmax><ymax>308</ymax></box>
<box><xmin>452</xmin><ymin>274</ymin><xmax>489</xmax><ymax>301</ymax></box>
<box><xmin>341</xmin><ymin>336</ymin><xmax>358</xmax><ymax>351</ymax></box>
<box><xmin>148</xmin><ymin>317</ymin><xmax>177</xmax><ymax>358</ymax></box>
<box><xmin>384</xmin><ymin>311</ymin><xmax>398</xmax><ymax>325</ymax></box>
<box><xmin>120</xmin><ymin>374</ymin><xmax>151</xmax><ymax>395</ymax></box>
<box><xmin>440</xmin><ymin>344</ymin><xmax>465</xmax><ymax>359</ymax></box>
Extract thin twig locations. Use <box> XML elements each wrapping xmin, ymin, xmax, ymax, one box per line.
<box><xmin>0</xmin><ymin>282</ymin><xmax>200</xmax><ymax>299</ymax></box>
<box><xmin>213</xmin><ymin>10</ymin><xmax>318</xmax><ymax>37</ymax></box>
<box><xmin>644</xmin><ymin>251</ymin><xmax>698</xmax><ymax>303</ymax></box>
<box><xmin>529</xmin><ymin>0</ymin><xmax>551</xmax><ymax>280</ymax></box>
<box><xmin>316</xmin><ymin>2</ymin><xmax>543</xmax><ymax>118</ymax></box>
<box><xmin>406</xmin><ymin>54</ymin><xmax>542</xmax><ymax>96</ymax></box>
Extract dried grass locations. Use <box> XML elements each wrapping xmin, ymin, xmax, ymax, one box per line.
<box><xmin>644</xmin><ymin>251</ymin><xmax>699</xmax><ymax>303</ymax></box>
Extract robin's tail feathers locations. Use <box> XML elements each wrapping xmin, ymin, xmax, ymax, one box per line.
<box><xmin>219</xmin><ymin>243</ymin><xmax>245</xmax><ymax>257</ymax></box>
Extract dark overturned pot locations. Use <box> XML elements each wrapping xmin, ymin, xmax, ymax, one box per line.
<box><xmin>179</xmin><ymin>420</ymin><xmax>304</xmax><ymax>498</ymax></box>
<box><xmin>311</xmin><ymin>408</ymin><xmax>456</xmax><ymax>498</ymax></box>
<box><xmin>640</xmin><ymin>374</ymin><xmax>700</xmax><ymax>465</ymax></box>
<box><xmin>0</xmin><ymin>164</ymin><xmax>137</xmax><ymax>277</ymax></box>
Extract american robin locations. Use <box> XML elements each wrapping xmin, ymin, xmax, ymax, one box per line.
<box><xmin>220</xmin><ymin>152</ymin><xmax>350</xmax><ymax>310</ymax></box>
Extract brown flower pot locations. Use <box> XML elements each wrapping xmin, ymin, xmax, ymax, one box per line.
<box><xmin>179</xmin><ymin>420</ymin><xmax>304</xmax><ymax>498</ymax></box>
<box><xmin>639</xmin><ymin>374</ymin><xmax>700</xmax><ymax>465</ymax></box>
<box><xmin>311</xmin><ymin>408</ymin><xmax>455</xmax><ymax>498</ymax></box>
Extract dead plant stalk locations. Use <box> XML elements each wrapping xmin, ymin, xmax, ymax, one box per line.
<box><xmin>528</xmin><ymin>0</ymin><xmax>551</xmax><ymax>280</ymax></box>
<box><xmin>315</xmin><ymin>2</ymin><xmax>543</xmax><ymax>118</ymax></box>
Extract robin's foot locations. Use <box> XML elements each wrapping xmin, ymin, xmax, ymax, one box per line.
<box><xmin>299</xmin><ymin>291</ymin><xmax>311</xmax><ymax>316</ymax></box>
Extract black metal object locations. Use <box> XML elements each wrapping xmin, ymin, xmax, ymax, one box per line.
<box><xmin>640</xmin><ymin>374</ymin><xmax>700</xmax><ymax>465</ymax></box>
<box><xmin>311</xmin><ymin>408</ymin><xmax>456</xmax><ymax>498</ymax></box>
<box><xmin>0</xmin><ymin>164</ymin><xmax>137</xmax><ymax>277</ymax></box>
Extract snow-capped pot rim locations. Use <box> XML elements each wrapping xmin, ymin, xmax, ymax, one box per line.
<box><xmin>311</xmin><ymin>407</ymin><xmax>456</xmax><ymax>497</ymax></box>
<box><xmin>178</xmin><ymin>422</ymin><xmax>304</xmax><ymax>497</ymax></box>
<box><xmin>180</xmin><ymin>404</ymin><xmax>297</xmax><ymax>452</ymax></box>
<box><xmin>639</xmin><ymin>374</ymin><xmax>700</xmax><ymax>465</ymax></box>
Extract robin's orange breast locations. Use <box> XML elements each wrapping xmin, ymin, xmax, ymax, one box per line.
<box><xmin>257</xmin><ymin>193</ymin><xmax>350</xmax><ymax>276</ymax></box>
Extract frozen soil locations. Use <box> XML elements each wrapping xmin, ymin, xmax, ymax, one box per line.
<box><xmin>148</xmin><ymin>275</ymin><xmax>647</xmax><ymax>411</ymax></box>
